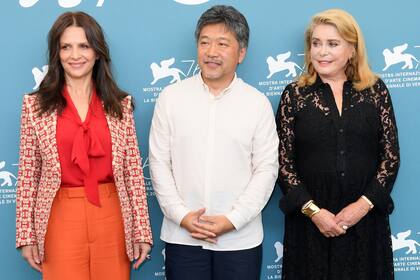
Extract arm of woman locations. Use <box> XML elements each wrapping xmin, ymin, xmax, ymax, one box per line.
<box><xmin>122</xmin><ymin>96</ymin><xmax>153</xmax><ymax>248</ymax></box>
<box><xmin>16</xmin><ymin>95</ymin><xmax>42</xmax><ymax>270</ymax></box>
<box><xmin>363</xmin><ymin>79</ymin><xmax>400</xmax><ymax>213</ymax></box>
<box><xmin>335</xmin><ymin>79</ymin><xmax>400</xmax><ymax>227</ymax></box>
<box><xmin>276</xmin><ymin>84</ymin><xmax>312</xmax><ymax>213</ymax></box>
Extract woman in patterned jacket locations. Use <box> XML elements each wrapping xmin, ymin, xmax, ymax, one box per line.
<box><xmin>16</xmin><ymin>11</ymin><xmax>152</xmax><ymax>280</ymax></box>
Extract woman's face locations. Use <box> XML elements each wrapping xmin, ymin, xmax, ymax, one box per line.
<box><xmin>59</xmin><ymin>26</ymin><xmax>97</xmax><ymax>82</ymax></box>
<box><xmin>310</xmin><ymin>24</ymin><xmax>355</xmax><ymax>82</ymax></box>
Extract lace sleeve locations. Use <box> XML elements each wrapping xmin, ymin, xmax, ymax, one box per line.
<box><xmin>364</xmin><ymin>79</ymin><xmax>400</xmax><ymax>213</ymax></box>
<box><xmin>276</xmin><ymin>84</ymin><xmax>312</xmax><ymax>214</ymax></box>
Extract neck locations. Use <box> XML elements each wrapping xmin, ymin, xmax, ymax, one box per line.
<box><xmin>65</xmin><ymin>77</ymin><xmax>93</xmax><ymax>97</ymax></box>
<box><xmin>319</xmin><ymin>74</ymin><xmax>347</xmax><ymax>87</ymax></box>
<box><xmin>202</xmin><ymin>73</ymin><xmax>235</xmax><ymax>96</ymax></box>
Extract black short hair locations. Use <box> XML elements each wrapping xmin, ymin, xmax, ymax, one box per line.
<box><xmin>195</xmin><ymin>5</ymin><xmax>249</xmax><ymax>49</ymax></box>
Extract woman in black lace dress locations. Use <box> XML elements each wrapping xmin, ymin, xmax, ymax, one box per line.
<box><xmin>276</xmin><ymin>9</ymin><xmax>400</xmax><ymax>280</ymax></box>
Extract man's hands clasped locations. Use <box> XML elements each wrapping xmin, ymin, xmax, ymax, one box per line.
<box><xmin>180</xmin><ymin>208</ymin><xmax>235</xmax><ymax>244</ymax></box>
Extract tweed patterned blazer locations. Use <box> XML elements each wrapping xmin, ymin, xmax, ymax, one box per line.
<box><xmin>15</xmin><ymin>94</ymin><xmax>152</xmax><ymax>261</ymax></box>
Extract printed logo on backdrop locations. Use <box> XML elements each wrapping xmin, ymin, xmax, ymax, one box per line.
<box><xmin>379</xmin><ymin>43</ymin><xmax>420</xmax><ymax>89</ymax></box>
<box><xmin>258</xmin><ymin>51</ymin><xmax>303</xmax><ymax>99</ymax></box>
<box><xmin>152</xmin><ymin>248</ymin><xmax>166</xmax><ymax>278</ymax></box>
<box><xmin>32</xmin><ymin>65</ymin><xmax>48</xmax><ymax>90</ymax></box>
<box><xmin>173</xmin><ymin>0</ymin><xmax>209</xmax><ymax>5</ymax></box>
<box><xmin>0</xmin><ymin>161</ymin><xmax>18</xmax><ymax>206</ymax></box>
<box><xmin>264</xmin><ymin>241</ymin><xmax>283</xmax><ymax>279</ymax></box>
<box><xmin>141</xmin><ymin>157</ymin><xmax>156</xmax><ymax>198</ymax></box>
<box><xmin>392</xmin><ymin>229</ymin><xmax>420</xmax><ymax>273</ymax></box>
<box><xmin>19</xmin><ymin>0</ymin><xmax>104</xmax><ymax>8</ymax></box>
<box><xmin>142</xmin><ymin>57</ymin><xmax>199</xmax><ymax>104</ymax></box>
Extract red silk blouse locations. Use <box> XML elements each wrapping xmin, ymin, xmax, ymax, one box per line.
<box><xmin>56</xmin><ymin>86</ymin><xmax>113</xmax><ymax>206</ymax></box>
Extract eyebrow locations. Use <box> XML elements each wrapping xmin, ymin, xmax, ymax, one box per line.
<box><xmin>199</xmin><ymin>35</ymin><xmax>231</xmax><ymax>42</ymax></box>
<box><xmin>312</xmin><ymin>37</ymin><xmax>341</xmax><ymax>42</ymax></box>
<box><xmin>60</xmin><ymin>41</ymin><xmax>89</xmax><ymax>45</ymax></box>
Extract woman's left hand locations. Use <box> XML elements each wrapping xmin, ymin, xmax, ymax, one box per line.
<box><xmin>132</xmin><ymin>242</ymin><xmax>151</xmax><ymax>269</ymax></box>
<box><xmin>334</xmin><ymin>198</ymin><xmax>371</xmax><ymax>230</ymax></box>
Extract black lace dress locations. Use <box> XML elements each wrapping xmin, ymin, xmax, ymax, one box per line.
<box><xmin>276</xmin><ymin>77</ymin><xmax>400</xmax><ymax>280</ymax></box>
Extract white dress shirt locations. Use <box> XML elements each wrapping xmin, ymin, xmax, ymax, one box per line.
<box><xmin>149</xmin><ymin>73</ymin><xmax>279</xmax><ymax>250</ymax></box>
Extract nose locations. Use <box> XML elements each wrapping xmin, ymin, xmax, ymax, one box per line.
<box><xmin>206</xmin><ymin>42</ymin><xmax>218</xmax><ymax>57</ymax></box>
<box><xmin>319</xmin><ymin>44</ymin><xmax>329</xmax><ymax>56</ymax></box>
<box><xmin>70</xmin><ymin>47</ymin><xmax>81</xmax><ymax>60</ymax></box>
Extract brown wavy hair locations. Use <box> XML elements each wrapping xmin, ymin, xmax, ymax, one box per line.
<box><xmin>298</xmin><ymin>9</ymin><xmax>377</xmax><ymax>91</ymax></box>
<box><xmin>33</xmin><ymin>11</ymin><xmax>129</xmax><ymax>118</ymax></box>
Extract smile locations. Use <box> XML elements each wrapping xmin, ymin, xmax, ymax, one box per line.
<box><xmin>68</xmin><ymin>62</ymin><xmax>86</xmax><ymax>68</ymax></box>
<box><xmin>204</xmin><ymin>60</ymin><xmax>222</xmax><ymax>66</ymax></box>
<box><xmin>317</xmin><ymin>60</ymin><xmax>332</xmax><ymax>66</ymax></box>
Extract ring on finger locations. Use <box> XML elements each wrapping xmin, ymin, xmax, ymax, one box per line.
<box><xmin>342</xmin><ymin>225</ymin><xmax>349</xmax><ymax>230</ymax></box>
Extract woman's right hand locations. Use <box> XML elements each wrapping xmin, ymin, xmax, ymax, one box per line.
<box><xmin>21</xmin><ymin>245</ymin><xmax>42</xmax><ymax>272</ymax></box>
<box><xmin>310</xmin><ymin>209</ymin><xmax>346</xmax><ymax>238</ymax></box>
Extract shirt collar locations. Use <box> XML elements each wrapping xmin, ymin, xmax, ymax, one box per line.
<box><xmin>197</xmin><ymin>72</ymin><xmax>239</xmax><ymax>99</ymax></box>
<box><xmin>307</xmin><ymin>75</ymin><xmax>353</xmax><ymax>92</ymax></box>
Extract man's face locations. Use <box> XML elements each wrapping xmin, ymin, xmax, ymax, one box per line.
<box><xmin>197</xmin><ymin>23</ymin><xmax>246</xmax><ymax>87</ymax></box>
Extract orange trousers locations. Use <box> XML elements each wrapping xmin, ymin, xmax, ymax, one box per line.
<box><xmin>43</xmin><ymin>183</ymin><xmax>130</xmax><ymax>280</ymax></box>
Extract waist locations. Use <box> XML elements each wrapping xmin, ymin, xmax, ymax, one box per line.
<box><xmin>57</xmin><ymin>182</ymin><xmax>116</xmax><ymax>199</ymax></box>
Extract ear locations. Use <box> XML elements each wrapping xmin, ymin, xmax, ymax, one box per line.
<box><xmin>350</xmin><ymin>45</ymin><xmax>356</xmax><ymax>59</ymax></box>
<box><xmin>238</xmin><ymin>47</ymin><xmax>247</xmax><ymax>64</ymax></box>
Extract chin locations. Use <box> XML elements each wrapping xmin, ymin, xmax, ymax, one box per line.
<box><xmin>202</xmin><ymin>72</ymin><xmax>221</xmax><ymax>80</ymax></box>
<box><xmin>315</xmin><ymin>68</ymin><xmax>334</xmax><ymax>76</ymax></box>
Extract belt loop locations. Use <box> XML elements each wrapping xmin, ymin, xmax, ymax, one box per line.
<box><xmin>106</xmin><ymin>183</ymin><xmax>112</xmax><ymax>197</ymax></box>
<box><xmin>55</xmin><ymin>189</ymin><xmax>63</xmax><ymax>201</ymax></box>
<box><xmin>99</xmin><ymin>183</ymin><xmax>115</xmax><ymax>197</ymax></box>
<box><xmin>109</xmin><ymin>183</ymin><xmax>117</xmax><ymax>197</ymax></box>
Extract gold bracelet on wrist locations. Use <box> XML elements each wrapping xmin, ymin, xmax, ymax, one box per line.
<box><xmin>301</xmin><ymin>200</ymin><xmax>313</xmax><ymax>210</ymax></box>
<box><xmin>361</xmin><ymin>195</ymin><xmax>374</xmax><ymax>210</ymax></box>
<box><xmin>301</xmin><ymin>200</ymin><xmax>320</xmax><ymax>218</ymax></box>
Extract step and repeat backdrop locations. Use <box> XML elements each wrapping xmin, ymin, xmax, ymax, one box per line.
<box><xmin>0</xmin><ymin>0</ymin><xmax>419</xmax><ymax>279</ymax></box>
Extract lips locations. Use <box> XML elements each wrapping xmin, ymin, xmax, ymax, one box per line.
<box><xmin>68</xmin><ymin>62</ymin><xmax>86</xmax><ymax>68</ymax></box>
<box><xmin>204</xmin><ymin>60</ymin><xmax>222</xmax><ymax>67</ymax></box>
<box><xmin>317</xmin><ymin>60</ymin><xmax>332</xmax><ymax>67</ymax></box>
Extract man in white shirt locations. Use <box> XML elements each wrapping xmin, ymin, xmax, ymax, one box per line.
<box><xmin>149</xmin><ymin>5</ymin><xmax>279</xmax><ymax>280</ymax></box>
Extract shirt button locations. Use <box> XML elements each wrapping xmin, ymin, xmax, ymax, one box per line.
<box><xmin>340</xmin><ymin>150</ymin><xmax>345</xmax><ymax>155</ymax></box>
<box><xmin>339</xmin><ymin>128</ymin><xmax>344</xmax><ymax>133</ymax></box>
<box><xmin>340</xmin><ymin>172</ymin><xmax>345</xmax><ymax>177</ymax></box>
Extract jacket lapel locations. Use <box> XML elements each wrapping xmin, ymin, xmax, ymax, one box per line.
<box><xmin>33</xmin><ymin>110</ymin><xmax>61</xmax><ymax>179</ymax></box>
<box><xmin>106</xmin><ymin>113</ymin><xmax>125</xmax><ymax>175</ymax></box>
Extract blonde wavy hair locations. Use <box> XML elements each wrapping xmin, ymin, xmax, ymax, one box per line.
<box><xmin>297</xmin><ymin>9</ymin><xmax>377</xmax><ymax>91</ymax></box>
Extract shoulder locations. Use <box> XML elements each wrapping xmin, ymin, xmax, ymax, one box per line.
<box><xmin>372</xmin><ymin>78</ymin><xmax>389</xmax><ymax>94</ymax></box>
<box><xmin>119</xmin><ymin>95</ymin><xmax>134</xmax><ymax>117</ymax></box>
<box><xmin>236</xmin><ymin>78</ymin><xmax>269</xmax><ymax>105</ymax></box>
<box><xmin>21</xmin><ymin>94</ymin><xmax>39</xmax><ymax>116</ymax></box>
<box><xmin>360</xmin><ymin>78</ymin><xmax>390</xmax><ymax>100</ymax></box>
<box><xmin>22</xmin><ymin>93</ymin><xmax>37</xmax><ymax>106</ymax></box>
<box><xmin>156</xmin><ymin>75</ymin><xmax>198</xmax><ymax>108</ymax></box>
<box><xmin>281</xmin><ymin>82</ymin><xmax>301</xmax><ymax>101</ymax></box>
<box><xmin>161</xmin><ymin>75</ymin><xmax>196</xmax><ymax>97</ymax></box>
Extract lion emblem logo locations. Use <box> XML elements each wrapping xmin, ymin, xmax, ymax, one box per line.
<box><xmin>266</xmin><ymin>51</ymin><xmax>302</xmax><ymax>79</ymax></box>
<box><xmin>150</xmin><ymin>58</ymin><xmax>186</xmax><ymax>85</ymax></box>
<box><xmin>0</xmin><ymin>161</ymin><xmax>17</xmax><ymax>187</ymax></box>
<box><xmin>32</xmin><ymin>65</ymin><xmax>48</xmax><ymax>90</ymax></box>
<box><xmin>391</xmin><ymin>230</ymin><xmax>420</xmax><ymax>254</ymax></box>
<box><xmin>382</xmin><ymin>43</ymin><xmax>419</xmax><ymax>71</ymax></box>
<box><xmin>274</xmin><ymin>241</ymin><xmax>284</xmax><ymax>263</ymax></box>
